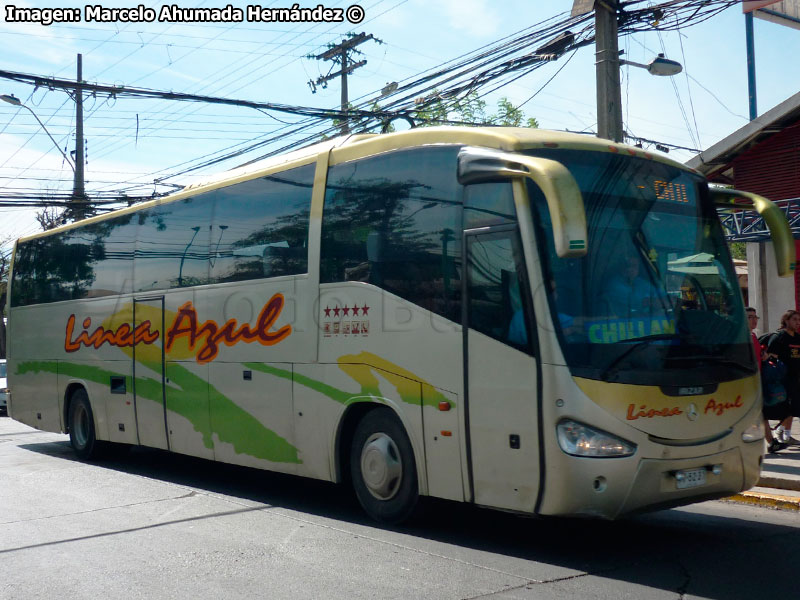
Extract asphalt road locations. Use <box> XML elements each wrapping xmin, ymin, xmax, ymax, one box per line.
<box><xmin>1</xmin><ymin>415</ymin><xmax>797</xmax><ymax>600</ymax></box>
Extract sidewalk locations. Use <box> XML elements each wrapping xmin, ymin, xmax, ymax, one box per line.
<box><xmin>727</xmin><ymin>419</ymin><xmax>800</xmax><ymax>511</ymax></box>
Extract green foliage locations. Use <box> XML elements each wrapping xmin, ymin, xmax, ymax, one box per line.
<box><xmin>728</xmin><ymin>241</ymin><xmax>747</xmax><ymax>261</ymax></box>
<box><xmin>371</xmin><ymin>100</ymin><xmax>394</xmax><ymax>133</ymax></box>
<box><xmin>0</xmin><ymin>241</ymin><xmax>8</xmax><ymax>357</ymax></box>
<box><xmin>411</xmin><ymin>91</ymin><xmax>537</xmax><ymax>129</ymax></box>
<box><xmin>494</xmin><ymin>97</ymin><xmax>524</xmax><ymax>127</ymax></box>
<box><xmin>455</xmin><ymin>91</ymin><xmax>487</xmax><ymax>124</ymax></box>
<box><xmin>412</xmin><ymin>93</ymin><xmax>451</xmax><ymax>126</ymax></box>
<box><xmin>322</xmin><ymin>91</ymin><xmax>538</xmax><ymax>140</ymax></box>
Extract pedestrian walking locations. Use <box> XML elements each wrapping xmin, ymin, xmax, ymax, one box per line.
<box><xmin>766</xmin><ymin>309</ymin><xmax>800</xmax><ymax>446</ymax></box>
<box><xmin>748</xmin><ymin>308</ymin><xmax>789</xmax><ymax>453</ymax></box>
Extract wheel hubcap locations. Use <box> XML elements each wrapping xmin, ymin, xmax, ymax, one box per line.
<box><xmin>360</xmin><ymin>432</ymin><xmax>402</xmax><ymax>501</ymax></box>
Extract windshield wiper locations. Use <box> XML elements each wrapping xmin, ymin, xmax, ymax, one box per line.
<box><xmin>664</xmin><ymin>355</ymin><xmax>754</xmax><ymax>373</ymax></box>
<box><xmin>600</xmin><ymin>333</ymin><xmax>679</xmax><ymax>381</ymax></box>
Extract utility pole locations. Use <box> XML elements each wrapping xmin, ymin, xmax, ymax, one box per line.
<box><xmin>71</xmin><ymin>53</ymin><xmax>88</xmax><ymax>220</ymax></box>
<box><xmin>745</xmin><ymin>11</ymin><xmax>758</xmax><ymax>121</ymax></box>
<box><xmin>594</xmin><ymin>0</ymin><xmax>624</xmax><ymax>142</ymax></box>
<box><xmin>308</xmin><ymin>33</ymin><xmax>380</xmax><ymax>134</ymax></box>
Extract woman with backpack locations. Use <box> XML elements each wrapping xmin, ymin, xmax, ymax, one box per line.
<box><xmin>765</xmin><ymin>309</ymin><xmax>800</xmax><ymax>447</ymax></box>
<box><xmin>749</xmin><ymin>308</ymin><xmax>791</xmax><ymax>452</ymax></box>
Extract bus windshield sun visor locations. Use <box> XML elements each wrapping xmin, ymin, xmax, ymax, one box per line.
<box><xmin>709</xmin><ymin>186</ymin><xmax>795</xmax><ymax>277</ymax></box>
<box><xmin>457</xmin><ymin>147</ymin><xmax>588</xmax><ymax>258</ymax></box>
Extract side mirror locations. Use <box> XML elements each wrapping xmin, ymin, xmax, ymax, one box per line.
<box><xmin>710</xmin><ymin>187</ymin><xmax>795</xmax><ymax>277</ymax></box>
<box><xmin>457</xmin><ymin>147</ymin><xmax>587</xmax><ymax>257</ymax></box>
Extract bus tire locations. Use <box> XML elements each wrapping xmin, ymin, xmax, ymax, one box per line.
<box><xmin>68</xmin><ymin>389</ymin><xmax>104</xmax><ymax>461</ymax></box>
<box><xmin>350</xmin><ymin>408</ymin><xmax>418</xmax><ymax>524</ymax></box>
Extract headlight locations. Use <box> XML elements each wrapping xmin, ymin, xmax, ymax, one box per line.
<box><xmin>741</xmin><ymin>420</ymin><xmax>765</xmax><ymax>443</ymax></box>
<box><xmin>557</xmin><ymin>419</ymin><xmax>637</xmax><ymax>458</ymax></box>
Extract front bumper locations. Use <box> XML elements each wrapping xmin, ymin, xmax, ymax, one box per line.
<box><xmin>539</xmin><ymin>443</ymin><xmax>762</xmax><ymax>519</ymax></box>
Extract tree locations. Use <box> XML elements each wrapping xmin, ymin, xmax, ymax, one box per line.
<box><xmin>411</xmin><ymin>91</ymin><xmax>537</xmax><ymax>129</ymax></box>
<box><xmin>411</xmin><ymin>90</ymin><xmax>484</xmax><ymax>126</ymax></box>
<box><xmin>324</xmin><ymin>92</ymin><xmax>538</xmax><ymax>138</ymax></box>
<box><xmin>493</xmin><ymin>97</ymin><xmax>539</xmax><ymax>128</ymax></box>
<box><xmin>728</xmin><ymin>241</ymin><xmax>746</xmax><ymax>261</ymax></box>
<box><xmin>36</xmin><ymin>206</ymin><xmax>66</xmax><ymax>231</ymax></box>
<box><xmin>0</xmin><ymin>239</ymin><xmax>11</xmax><ymax>359</ymax></box>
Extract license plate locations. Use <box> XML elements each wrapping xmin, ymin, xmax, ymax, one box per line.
<box><xmin>675</xmin><ymin>467</ymin><xmax>707</xmax><ymax>490</ymax></box>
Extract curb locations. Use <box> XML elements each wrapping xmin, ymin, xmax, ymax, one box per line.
<box><xmin>757</xmin><ymin>476</ymin><xmax>800</xmax><ymax>492</ymax></box>
<box><xmin>725</xmin><ymin>491</ymin><xmax>800</xmax><ymax>511</ymax></box>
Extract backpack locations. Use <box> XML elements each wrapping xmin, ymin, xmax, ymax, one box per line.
<box><xmin>761</xmin><ymin>356</ymin><xmax>788</xmax><ymax>407</ymax></box>
<box><xmin>758</xmin><ymin>331</ymin><xmax>779</xmax><ymax>352</ymax></box>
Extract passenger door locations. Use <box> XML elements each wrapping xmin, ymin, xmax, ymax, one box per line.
<box><xmin>463</xmin><ymin>226</ymin><xmax>541</xmax><ymax>512</ymax></box>
<box><xmin>132</xmin><ymin>296</ymin><xmax>169</xmax><ymax>450</ymax></box>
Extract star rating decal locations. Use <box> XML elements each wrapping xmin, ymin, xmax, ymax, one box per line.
<box><xmin>324</xmin><ymin>303</ymin><xmax>369</xmax><ymax>318</ymax></box>
<box><xmin>322</xmin><ymin>303</ymin><xmax>371</xmax><ymax>337</ymax></box>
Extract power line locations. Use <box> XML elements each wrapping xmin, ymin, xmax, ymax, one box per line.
<box><xmin>309</xmin><ymin>32</ymin><xmax>382</xmax><ymax>134</ymax></box>
<box><xmin>0</xmin><ymin>67</ymin><xmax>412</xmax><ymax>122</ymax></box>
<box><xmin>0</xmin><ymin>0</ymin><xmax>741</xmax><ymax>218</ymax></box>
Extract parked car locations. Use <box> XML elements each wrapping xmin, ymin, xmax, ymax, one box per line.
<box><xmin>0</xmin><ymin>358</ymin><xmax>7</xmax><ymax>414</ymax></box>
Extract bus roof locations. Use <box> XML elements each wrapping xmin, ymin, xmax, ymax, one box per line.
<box><xmin>186</xmin><ymin>127</ymin><xmax>690</xmax><ymax>188</ymax></box>
<box><xmin>17</xmin><ymin>127</ymin><xmax>692</xmax><ymax>243</ymax></box>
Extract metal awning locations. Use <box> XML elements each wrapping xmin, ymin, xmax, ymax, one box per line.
<box><xmin>717</xmin><ymin>197</ymin><xmax>800</xmax><ymax>242</ymax></box>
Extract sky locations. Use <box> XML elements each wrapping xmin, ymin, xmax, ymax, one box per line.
<box><xmin>1</xmin><ymin>0</ymin><xmax>799</xmax><ymax>246</ymax></box>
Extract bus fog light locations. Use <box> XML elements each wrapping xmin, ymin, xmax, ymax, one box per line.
<box><xmin>741</xmin><ymin>421</ymin><xmax>764</xmax><ymax>443</ymax></box>
<box><xmin>556</xmin><ymin>419</ymin><xmax>636</xmax><ymax>458</ymax></box>
<box><xmin>711</xmin><ymin>464</ymin><xmax>723</xmax><ymax>476</ymax></box>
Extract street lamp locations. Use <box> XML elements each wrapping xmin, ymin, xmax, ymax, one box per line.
<box><xmin>620</xmin><ymin>53</ymin><xmax>683</xmax><ymax>77</ymax></box>
<box><xmin>0</xmin><ymin>93</ymin><xmax>76</xmax><ymax>171</ymax></box>
<box><xmin>593</xmin><ymin>0</ymin><xmax>684</xmax><ymax>143</ymax></box>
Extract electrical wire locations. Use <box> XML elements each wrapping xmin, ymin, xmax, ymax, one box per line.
<box><xmin>0</xmin><ymin>0</ymin><xmax>742</xmax><ymax>221</ymax></box>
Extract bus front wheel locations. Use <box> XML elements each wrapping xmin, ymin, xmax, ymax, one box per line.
<box><xmin>350</xmin><ymin>408</ymin><xmax>418</xmax><ymax>524</ymax></box>
<box><xmin>68</xmin><ymin>389</ymin><xmax>104</xmax><ymax>461</ymax></box>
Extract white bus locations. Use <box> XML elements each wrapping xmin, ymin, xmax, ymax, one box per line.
<box><xmin>6</xmin><ymin>127</ymin><xmax>794</xmax><ymax>523</ymax></box>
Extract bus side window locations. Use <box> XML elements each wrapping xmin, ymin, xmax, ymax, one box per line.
<box><xmin>464</xmin><ymin>182</ymin><xmax>515</xmax><ymax>229</ymax></box>
<box><xmin>85</xmin><ymin>216</ymin><xmax>136</xmax><ymax>297</ymax></box>
<box><xmin>466</xmin><ymin>230</ymin><xmax>532</xmax><ymax>353</ymax></box>
<box><xmin>134</xmin><ymin>197</ymin><xmax>212</xmax><ymax>291</ymax></box>
<box><xmin>321</xmin><ymin>146</ymin><xmax>463</xmax><ymax>322</ymax></box>
<box><xmin>210</xmin><ymin>163</ymin><xmax>313</xmax><ymax>284</ymax></box>
<box><xmin>12</xmin><ymin>215</ymin><xmax>137</xmax><ymax>306</ymax></box>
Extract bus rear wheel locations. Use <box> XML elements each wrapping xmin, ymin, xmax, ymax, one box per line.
<box><xmin>350</xmin><ymin>408</ymin><xmax>418</xmax><ymax>524</ymax></box>
<box><xmin>69</xmin><ymin>389</ymin><xmax>104</xmax><ymax>461</ymax></box>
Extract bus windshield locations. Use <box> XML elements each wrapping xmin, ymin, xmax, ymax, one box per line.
<box><xmin>525</xmin><ymin>149</ymin><xmax>753</xmax><ymax>385</ymax></box>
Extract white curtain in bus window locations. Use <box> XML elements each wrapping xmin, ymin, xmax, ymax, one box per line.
<box><xmin>134</xmin><ymin>196</ymin><xmax>213</xmax><ymax>292</ymax></box>
<box><xmin>320</xmin><ymin>146</ymin><xmax>462</xmax><ymax>322</ymax></box>
<box><xmin>209</xmin><ymin>163</ymin><xmax>314</xmax><ymax>284</ymax></box>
